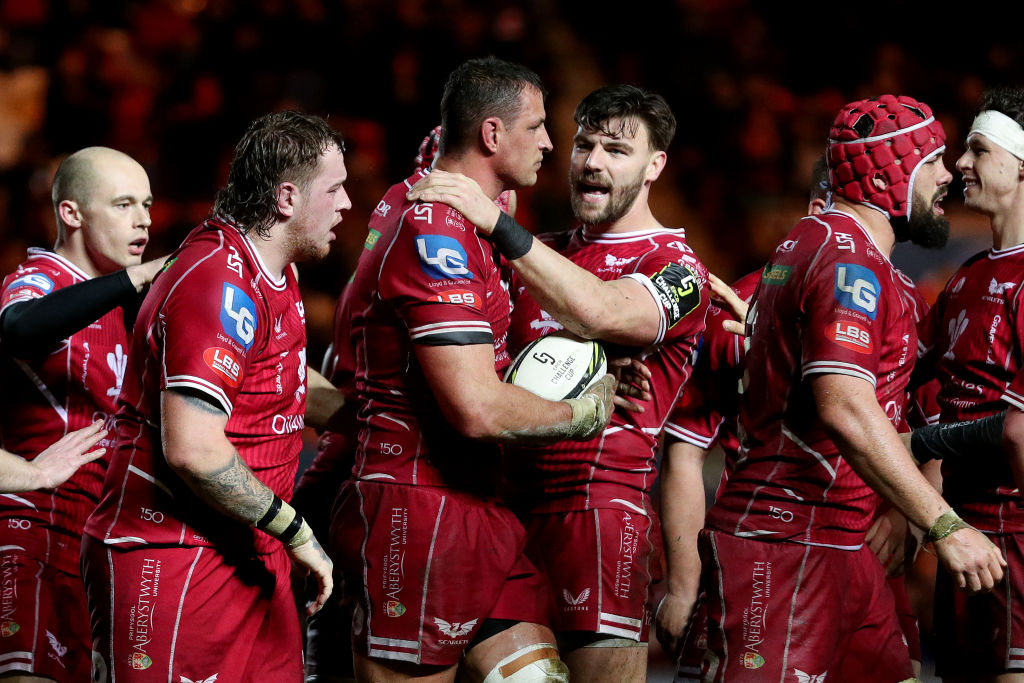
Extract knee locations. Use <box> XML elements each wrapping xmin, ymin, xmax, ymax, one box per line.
<box><xmin>481</xmin><ymin>643</ymin><xmax>569</xmax><ymax>683</ymax></box>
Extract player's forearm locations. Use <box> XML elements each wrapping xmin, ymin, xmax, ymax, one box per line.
<box><xmin>510</xmin><ymin>239</ymin><xmax>659</xmax><ymax>345</ymax></box>
<box><xmin>814</xmin><ymin>375</ymin><xmax>949</xmax><ymax>531</ymax></box>
<box><xmin>0</xmin><ymin>270</ymin><xmax>137</xmax><ymax>355</ymax></box>
<box><xmin>161</xmin><ymin>390</ymin><xmax>274</xmax><ymax>525</ymax></box>
<box><xmin>660</xmin><ymin>442</ymin><xmax>708</xmax><ymax>598</ymax></box>
<box><xmin>0</xmin><ymin>450</ymin><xmax>46</xmax><ymax>492</ymax></box>
<box><xmin>305</xmin><ymin>366</ymin><xmax>345</xmax><ymax>431</ymax></box>
<box><xmin>1002</xmin><ymin>408</ymin><xmax>1024</xmax><ymax>495</ymax></box>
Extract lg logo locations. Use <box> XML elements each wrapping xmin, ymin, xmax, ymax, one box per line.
<box><xmin>416</xmin><ymin>235</ymin><xmax>474</xmax><ymax>280</ymax></box>
<box><xmin>834</xmin><ymin>264</ymin><xmax>879</xmax><ymax>319</ymax></box>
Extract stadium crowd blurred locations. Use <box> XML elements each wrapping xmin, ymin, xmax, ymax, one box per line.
<box><xmin>4</xmin><ymin>0</ymin><xmax>1023</xmax><ymax>367</ymax></box>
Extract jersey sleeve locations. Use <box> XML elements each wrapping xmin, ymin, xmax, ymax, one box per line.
<box><xmin>664</xmin><ymin>348</ymin><xmax>724</xmax><ymax>448</ymax></box>
<box><xmin>379</xmin><ymin>202</ymin><xmax>497</xmax><ymax>346</ymax></box>
<box><xmin>158</xmin><ymin>256</ymin><xmax>262</xmax><ymax>414</ymax></box>
<box><xmin>623</xmin><ymin>239</ymin><xmax>709</xmax><ymax>344</ymax></box>
<box><xmin>1</xmin><ymin>265</ymin><xmax>64</xmax><ymax>314</ymax></box>
<box><xmin>1000</xmin><ymin>285</ymin><xmax>1024</xmax><ymax>411</ymax></box>
<box><xmin>799</xmin><ymin>248</ymin><xmax>887</xmax><ymax>387</ymax></box>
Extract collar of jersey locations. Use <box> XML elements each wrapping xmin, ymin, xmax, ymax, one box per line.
<box><xmin>26</xmin><ymin>247</ymin><xmax>92</xmax><ymax>281</ymax></box>
<box><xmin>988</xmin><ymin>242</ymin><xmax>1024</xmax><ymax>259</ymax></box>
<box><xmin>815</xmin><ymin>209</ymin><xmax>892</xmax><ymax>264</ymax></box>
<box><xmin>579</xmin><ymin>226</ymin><xmax>684</xmax><ymax>243</ymax></box>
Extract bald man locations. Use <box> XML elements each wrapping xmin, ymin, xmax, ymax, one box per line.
<box><xmin>0</xmin><ymin>147</ymin><xmax>164</xmax><ymax>682</ymax></box>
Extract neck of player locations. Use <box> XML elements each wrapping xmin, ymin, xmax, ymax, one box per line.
<box><xmin>434</xmin><ymin>156</ymin><xmax>505</xmax><ymax>200</ymax></box>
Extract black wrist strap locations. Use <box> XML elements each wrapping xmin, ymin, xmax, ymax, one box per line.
<box><xmin>911</xmin><ymin>411</ymin><xmax>1006</xmax><ymax>463</ymax></box>
<box><xmin>255</xmin><ymin>495</ymin><xmax>283</xmax><ymax>530</ymax></box>
<box><xmin>490</xmin><ymin>212</ymin><xmax>533</xmax><ymax>260</ymax></box>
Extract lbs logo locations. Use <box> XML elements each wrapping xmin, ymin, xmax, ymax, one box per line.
<box><xmin>416</xmin><ymin>235</ymin><xmax>474</xmax><ymax>280</ymax></box>
<box><xmin>833</xmin><ymin>264</ymin><xmax>879</xmax><ymax>320</ymax></box>
<box><xmin>203</xmin><ymin>347</ymin><xmax>242</xmax><ymax>387</ymax></box>
<box><xmin>827</xmin><ymin>321</ymin><xmax>873</xmax><ymax>354</ymax></box>
<box><xmin>220</xmin><ymin>283</ymin><xmax>257</xmax><ymax>351</ymax></box>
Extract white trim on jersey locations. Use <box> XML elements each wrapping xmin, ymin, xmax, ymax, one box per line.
<box><xmin>609</xmin><ymin>499</ymin><xmax>648</xmax><ymax>516</ymax></box>
<box><xmin>0</xmin><ymin>293</ymin><xmax>41</xmax><ymax>317</ymax></box>
<box><xmin>24</xmin><ymin>247</ymin><xmax>92</xmax><ymax>281</ymax></box>
<box><xmin>104</xmin><ymin>536</ymin><xmax>148</xmax><ymax>544</ymax></box>
<box><xmin>13</xmin><ymin>358</ymin><xmax>69</xmax><ymax>424</ymax></box>
<box><xmin>0</xmin><ymin>544</ymin><xmax>27</xmax><ymax>551</ymax></box>
<box><xmin>0</xmin><ymin>650</ymin><xmax>34</xmax><ymax>674</ymax></box>
<box><xmin>360</xmin><ymin>472</ymin><xmax>396</xmax><ymax>481</ymax></box>
<box><xmin>128</xmin><ymin>465</ymin><xmax>174</xmax><ymax>497</ymax></box>
<box><xmin>782</xmin><ymin>425</ymin><xmax>837</xmax><ymax>479</ymax></box>
<box><xmin>579</xmin><ymin>226</ymin><xmax>685</xmax><ymax>243</ymax></box>
<box><xmin>168</xmin><ymin>547</ymin><xmax>205</xmax><ymax>678</ymax></box>
<box><xmin>1002</xmin><ymin>389</ymin><xmax>1024</xmax><ymax>413</ymax></box>
<box><xmin>988</xmin><ymin>243</ymin><xmax>1024</xmax><ymax>260</ymax></box>
<box><xmin>165</xmin><ymin>375</ymin><xmax>233</xmax><ymax>415</ymax></box>
<box><xmin>663</xmin><ymin>421</ymin><xmax>721</xmax><ymax>449</ymax></box>
<box><xmin>0</xmin><ymin>494</ymin><xmax>37</xmax><ymax>510</ymax></box>
<box><xmin>620</xmin><ymin>272</ymin><xmax>667</xmax><ymax>343</ymax></box>
<box><xmin>241</xmin><ymin>233</ymin><xmax>287</xmax><ymax>291</ymax></box>
<box><xmin>408</xmin><ymin>320</ymin><xmax>492</xmax><ymax>341</ymax></box>
<box><xmin>371</xmin><ymin>412</ymin><xmax>410</xmax><ymax>430</ymax></box>
<box><xmin>802</xmin><ymin>360</ymin><xmax>876</xmax><ymax>387</ymax></box>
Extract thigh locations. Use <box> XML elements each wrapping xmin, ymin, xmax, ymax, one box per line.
<box><xmin>334</xmin><ymin>482</ymin><xmax>539</xmax><ymax>668</ymax></box>
<box><xmin>0</xmin><ymin>546</ymin><xmax>91</xmax><ymax>681</ymax></box>
<box><xmin>525</xmin><ymin>508</ymin><xmax>654</xmax><ymax>642</ymax></box>
<box><xmin>83</xmin><ymin>540</ymin><xmax>301</xmax><ymax>683</ymax></box>
<box><xmin>936</xmin><ymin>533</ymin><xmax>1024</xmax><ymax>677</ymax></box>
<box><xmin>698</xmin><ymin>532</ymin><xmax>912</xmax><ymax>683</ymax></box>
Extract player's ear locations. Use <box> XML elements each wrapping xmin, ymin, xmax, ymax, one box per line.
<box><xmin>275</xmin><ymin>182</ymin><xmax>298</xmax><ymax>218</ymax></box>
<box><xmin>645</xmin><ymin>150</ymin><xmax>667</xmax><ymax>183</ymax></box>
<box><xmin>58</xmin><ymin>200</ymin><xmax>82</xmax><ymax>229</ymax></box>
<box><xmin>480</xmin><ymin>117</ymin><xmax>501</xmax><ymax>154</ymax></box>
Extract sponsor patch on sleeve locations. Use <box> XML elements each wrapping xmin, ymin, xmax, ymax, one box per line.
<box><xmin>431</xmin><ymin>289</ymin><xmax>482</xmax><ymax>310</ymax></box>
<box><xmin>203</xmin><ymin>347</ymin><xmax>242</xmax><ymax>386</ymax></box>
<box><xmin>220</xmin><ymin>283</ymin><xmax>258</xmax><ymax>351</ymax></box>
<box><xmin>833</xmin><ymin>263</ymin><xmax>880</xmax><ymax>320</ymax></box>
<box><xmin>364</xmin><ymin>228</ymin><xmax>382</xmax><ymax>251</ymax></box>
<box><xmin>6</xmin><ymin>272</ymin><xmax>55</xmax><ymax>297</ymax></box>
<box><xmin>761</xmin><ymin>264</ymin><xmax>791</xmax><ymax>286</ymax></box>
<box><xmin>826</xmin><ymin>320</ymin><xmax>873</xmax><ymax>354</ymax></box>
<box><xmin>416</xmin><ymin>234</ymin><xmax>474</xmax><ymax>280</ymax></box>
<box><xmin>650</xmin><ymin>262</ymin><xmax>702</xmax><ymax>328</ymax></box>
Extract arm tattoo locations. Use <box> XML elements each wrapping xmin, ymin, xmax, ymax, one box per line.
<box><xmin>180</xmin><ymin>391</ymin><xmax>228</xmax><ymax>416</ymax></box>
<box><xmin>189</xmin><ymin>451</ymin><xmax>273</xmax><ymax>524</ymax></box>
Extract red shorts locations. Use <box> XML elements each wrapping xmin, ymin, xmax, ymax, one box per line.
<box><xmin>698</xmin><ymin>530</ymin><xmax>914</xmax><ymax>682</ymax></box>
<box><xmin>331</xmin><ymin>481</ymin><xmax>548</xmax><ymax>667</ymax></box>
<box><xmin>674</xmin><ymin>593</ymin><xmax>708</xmax><ymax>681</ymax></box>
<box><xmin>523</xmin><ymin>508</ymin><xmax>654</xmax><ymax>642</ymax></box>
<box><xmin>0</xmin><ymin>545</ymin><xmax>90</xmax><ymax>680</ymax></box>
<box><xmin>935</xmin><ymin>532</ymin><xmax>1024</xmax><ymax>676</ymax></box>
<box><xmin>81</xmin><ymin>536</ymin><xmax>303</xmax><ymax>682</ymax></box>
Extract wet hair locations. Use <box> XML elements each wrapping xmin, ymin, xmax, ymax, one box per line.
<box><xmin>213</xmin><ymin>111</ymin><xmax>345</xmax><ymax>239</ymax></box>
<box><xmin>439</xmin><ymin>56</ymin><xmax>545</xmax><ymax>156</ymax></box>
<box><xmin>978</xmin><ymin>86</ymin><xmax>1024</xmax><ymax>128</ymax></box>
<box><xmin>810</xmin><ymin>154</ymin><xmax>830</xmax><ymax>202</ymax></box>
<box><xmin>573</xmin><ymin>84</ymin><xmax>676</xmax><ymax>152</ymax></box>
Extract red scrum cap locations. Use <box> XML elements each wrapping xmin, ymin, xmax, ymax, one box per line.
<box><xmin>827</xmin><ymin>95</ymin><xmax>945</xmax><ymax>219</ymax></box>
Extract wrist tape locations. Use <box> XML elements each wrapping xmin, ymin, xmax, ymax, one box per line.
<box><xmin>926</xmin><ymin>509</ymin><xmax>971</xmax><ymax>544</ymax></box>
<box><xmin>564</xmin><ymin>395</ymin><xmax>605</xmax><ymax>440</ymax></box>
<box><xmin>256</xmin><ymin>495</ymin><xmax>313</xmax><ymax>548</ymax></box>
<box><xmin>490</xmin><ymin>212</ymin><xmax>533</xmax><ymax>260</ymax></box>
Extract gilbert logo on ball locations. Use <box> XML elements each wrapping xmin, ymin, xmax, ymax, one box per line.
<box><xmin>504</xmin><ymin>336</ymin><xmax>607</xmax><ymax>401</ymax></box>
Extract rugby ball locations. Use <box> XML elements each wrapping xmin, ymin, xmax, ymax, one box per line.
<box><xmin>504</xmin><ymin>336</ymin><xmax>607</xmax><ymax>401</ymax></box>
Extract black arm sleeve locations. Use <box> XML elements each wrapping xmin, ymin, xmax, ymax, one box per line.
<box><xmin>0</xmin><ymin>269</ymin><xmax>138</xmax><ymax>357</ymax></box>
<box><xmin>910</xmin><ymin>412</ymin><xmax>1006</xmax><ymax>463</ymax></box>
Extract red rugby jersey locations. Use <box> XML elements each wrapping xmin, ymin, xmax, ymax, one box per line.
<box><xmin>664</xmin><ymin>269</ymin><xmax>759</xmax><ymax>497</ymax></box>
<box><xmin>0</xmin><ymin>249</ymin><xmax>125</xmax><ymax>572</ymax></box>
<box><xmin>84</xmin><ymin>216</ymin><xmax>308</xmax><ymax>555</ymax></box>
<box><xmin>919</xmin><ymin>244</ymin><xmax>1024</xmax><ymax>532</ymax></box>
<box><xmin>345</xmin><ymin>171</ymin><xmax>514</xmax><ymax>493</ymax></box>
<box><xmin>706</xmin><ymin>211</ymin><xmax>917</xmax><ymax>548</ymax></box>
<box><xmin>504</xmin><ymin>226</ymin><xmax>710</xmax><ymax>515</ymax></box>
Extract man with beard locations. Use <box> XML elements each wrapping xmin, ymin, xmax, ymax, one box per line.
<box><xmin>409</xmin><ymin>84</ymin><xmax>711</xmax><ymax>683</ymax></box>
<box><xmin>689</xmin><ymin>95</ymin><xmax>1005</xmax><ymax>682</ymax></box>
<box><xmin>82</xmin><ymin>111</ymin><xmax>344</xmax><ymax>682</ymax></box>
<box><xmin>911</xmin><ymin>86</ymin><xmax>1024</xmax><ymax>681</ymax></box>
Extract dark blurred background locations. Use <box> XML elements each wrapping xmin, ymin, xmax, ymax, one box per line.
<box><xmin>1</xmin><ymin>0</ymin><xmax>1015</xmax><ymax>369</ymax></box>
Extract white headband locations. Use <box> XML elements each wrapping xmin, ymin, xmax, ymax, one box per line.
<box><xmin>969</xmin><ymin>110</ymin><xmax>1024</xmax><ymax>161</ymax></box>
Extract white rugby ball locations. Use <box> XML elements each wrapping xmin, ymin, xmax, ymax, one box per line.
<box><xmin>504</xmin><ymin>336</ymin><xmax>607</xmax><ymax>401</ymax></box>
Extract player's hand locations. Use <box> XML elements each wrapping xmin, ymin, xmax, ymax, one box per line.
<box><xmin>405</xmin><ymin>170</ymin><xmax>502</xmax><ymax>235</ymax></box>
<box><xmin>709</xmin><ymin>273</ymin><xmax>748</xmax><ymax>336</ymax></box>
<box><xmin>287</xmin><ymin>533</ymin><xmax>334</xmax><ymax>615</ymax></box>
<box><xmin>865</xmin><ymin>508</ymin><xmax>909</xmax><ymax>576</ymax></box>
<box><xmin>31</xmin><ymin>420</ymin><xmax>107</xmax><ymax>489</ymax></box>
<box><xmin>608</xmin><ymin>357</ymin><xmax>652</xmax><ymax>413</ymax></box>
<box><xmin>126</xmin><ymin>255</ymin><xmax>171</xmax><ymax>292</ymax></box>
<box><xmin>655</xmin><ymin>591</ymin><xmax>696</xmax><ymax>658</ymax></box>
<box><xmin>934</xmin><ymin>526</ymin><xmax>1006</xmax><ymax>594</ymax></box>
